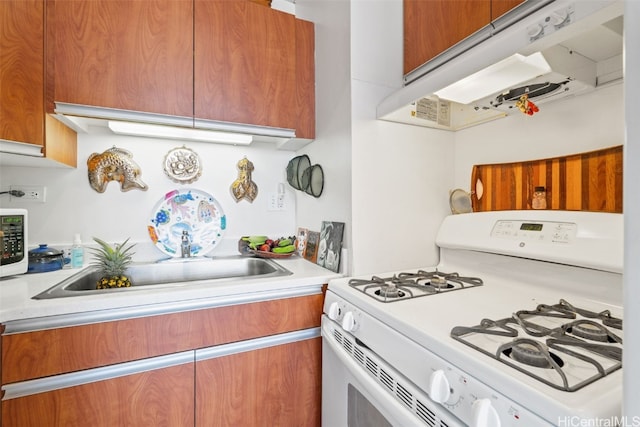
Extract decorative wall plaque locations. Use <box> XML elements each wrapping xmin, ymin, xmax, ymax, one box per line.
<box><xmin>87</xmin><ymin>146</ymin><xmax>148</xmax><ymax>193</ymax></box>
<box><xmin>230</xmin><ymin>157</ymin><xmax>258</xmax><ymax>202</ymax></box>
<box><xmin>163</xmin><ymin>146</ymin><xmax>202</xmax><ymax>184</ymax></box>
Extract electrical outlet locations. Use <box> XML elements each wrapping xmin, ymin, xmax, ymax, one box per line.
<box><xmin>268</xmin><ymin>193</ymin><xmax>279</xmax><ymax>211</ymax></box>
<box><xmin>267</xmin><ymin>192</ymin><xmax>286</xmax><ymax>211</ymax></box>
<box><xmin>10</xmin><ymin>185</ymin><xmax>46</xmax><ymax>202</ymax></box>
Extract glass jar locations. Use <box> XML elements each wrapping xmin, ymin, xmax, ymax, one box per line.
<box><xmin>532</xmin><ymin>186</ymin><xmax>547</xmax><ymax>210</ymax></box>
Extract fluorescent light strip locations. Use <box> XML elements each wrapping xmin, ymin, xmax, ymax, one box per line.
<box><xmin>434</xmin><ymin>52</ymin><xmax>552</xmax><ymax>105</ymax></box>
<box><xmin>107</xmin><ymin>121</ymin><xmax>253</xmax><ymax>145</ymax></box>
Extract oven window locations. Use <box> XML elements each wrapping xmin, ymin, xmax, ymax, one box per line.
<box><xmin>347</xmin><ymin>384</ymin><xmax>392</xmax><ymax>427</ymax></box>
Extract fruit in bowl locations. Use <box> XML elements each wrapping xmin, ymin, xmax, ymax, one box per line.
<box><xmin>239</xmin><ymin>235</ymin><xmax>297</xmax><ymax>255</ymax></box>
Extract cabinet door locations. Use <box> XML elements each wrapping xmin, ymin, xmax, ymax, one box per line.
<box><xmin>295</xmin><ymin>18</ymin><xmax>315</xmax><ymax>139</ymax></box>
<box><xmin>194</xmin><ymin>1</ymin><xmax>297</xmax><ymax>131</ymax></box>
<box><xmin>1</xmin><ymin>362</ymin><xmax>194</xmax><ymax>427</ymax></box>
<box><xmin>196</xmin><ymin>337</ymin><xmax>321</xmax><ymax>427</ymax></box>
<box><xmin>403</xmin><ymin>0</ymin><xmax>491</xmax><ymax>75</ymax></box>
<box><xmin>491</xmin><ymin>0</ymin><xmax>525</xmax><ymax>20</ymax></box>
<box><xmin>49</xmin><ymin>0</ymin><xmax>193</xmax><ymax>117</ymax></box>
<box><xmin>0</xmin><ymin>0</ymin><xmax>45</xmax><ymax>146</ymax></box>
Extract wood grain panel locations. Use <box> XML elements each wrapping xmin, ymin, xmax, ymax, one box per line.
<box><xmin>0</xmin><ymin>0</ymin><xmax>45</xmax><ymax>146</ymax></box>
<box><xmin>404</xmin><ymin>0</ymin><xmax>491</xmax><ymax>74</ymax></box>
<box><xmin>1</xmin><ymin>363</ymin><xmax>194</xmax><ymax>427</ymax></box>
<box><xmin>50</xmin><ymin>0</ymin><xmax>193</xmax><ymax>117</ymax></box>
<box><xmin>43</xmin><ymin>114</ymin><xmax>77</xmax><ymax>167</ymax></box>
<box><xmin>471</xmin><ymin>146</ymin><xmax>623</xmax><ymax>213</ymax></box>
<box><xmin>295</xmin><ymin>18</ymin><xmax>316</xmax><ymax>139</ymax></box>
<box><xmin>196</xmin><ymin>337</ymin><xmax>321</xmax><ymax>427</ymax></box>
<box><xmin>491</xmin><ymin>0</ymin><xmax>525</xmax><ymax>20</ymax></box>
<box><xmin>194</xmin><ymin>0</ymin><xmax>227</xmax><ymax>123</ymax></box>
<box><xmin>195</xmin><ymin>1</ymin><xmax>297</xmax><ymax>130</ymax></box>
<box><xmin>2</xmin><ymin>294</ymin><xmax>323</xmax><ymax>385</ymax></box>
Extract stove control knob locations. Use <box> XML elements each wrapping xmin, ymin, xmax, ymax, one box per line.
<box><xmin>471</xmin><ymin>398</ymin><xmax>501</xmax><ymax>427</ymax></box>
<box><xmin>342</xmin><ymin>311</ymin><xmax>358</xmax><ymax>332</ymax></box>
<box><xmin>427</xmin><ymin>370</ymin><xmax>451</xmax><ymax>403</ymax></box>
<box><xmin>328</xmin><ymin>302</ymin><xmax>342</xmax><ymax>321</ymax></box>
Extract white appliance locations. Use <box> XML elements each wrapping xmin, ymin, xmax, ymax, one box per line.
<box><xmin>322</xmin><ymin>210</ymin><xmax>623</xmax><ymax>426</ymax></box>
<box><xmin>0</xmin><ymin>208</ymin><xmax>28</xmax><ymax>277</ymax></box>
<box><xmin>378</xmin><ymin>0</ymin><xmax>624</xmax><ymax>131</ymax></box>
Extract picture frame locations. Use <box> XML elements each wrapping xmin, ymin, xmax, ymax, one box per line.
<box><xmin>304</xmin><ymin>230</ymin><xmax>320</xmax><ymax>263</ymax></box>
<box><xmin>296</xmin><ymin>227</ymin><xmax>308</xmax><ymax>256</ymax></box>
<box><xmin>316</xmin><ymin>221</ymin><xmax>345</xmax><ymax>272</ymax></box>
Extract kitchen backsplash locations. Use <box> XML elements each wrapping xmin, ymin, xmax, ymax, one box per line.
<box><xmin>471</xmin><ymin>145</ymin><xmax>623</xmax><ymax>213</ymax></box>
<box><xmin>0</xmin><ymin>126</ymin><xmax>297</xmax><ymax>256</ymax></box>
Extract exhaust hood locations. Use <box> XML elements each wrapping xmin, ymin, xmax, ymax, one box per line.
<box><xmin>377</xmin><ymin>0</ymin><xmax>624</xmax><ymax>131</ymax></box>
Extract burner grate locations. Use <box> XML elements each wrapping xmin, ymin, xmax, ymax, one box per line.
<box><xmin>451</xmin><ymin>299</ymin><xmax>623</xmax><ymax>392</ymax></box>
<box><xmin>349</xmin><ymin>270</ymin><xmax>483</xmax><ymax>302</ymax></box>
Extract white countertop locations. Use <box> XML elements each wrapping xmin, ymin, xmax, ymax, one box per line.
<box><xmin>0</xmin><ymin>256</ymin><xmax>341</xmax><ymax>325</ymax></box>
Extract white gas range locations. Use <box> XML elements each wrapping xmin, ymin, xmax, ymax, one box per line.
<box><xmin>322</xmin><ymin>210</ymin><xmax>623</xmax><ymax>427</ymax></box>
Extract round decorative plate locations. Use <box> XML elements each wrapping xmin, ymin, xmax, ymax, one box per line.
<box><xmin>148</xmin><ymin>188</ymin><xmax>226</xmax><ymax>257</ymax></box>
<box><xmin>163</xmin><ymin>146</ymin><xmax>202</xmax><ymax>184</ymax></box>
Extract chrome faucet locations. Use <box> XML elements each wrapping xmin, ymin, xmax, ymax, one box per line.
<box><xmin>181</xmin><ymin>230</ymin><xmax>191</xmax><ymax>258</ymax></box>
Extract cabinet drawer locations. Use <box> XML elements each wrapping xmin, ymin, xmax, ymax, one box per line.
<box><xmin>1</xmin><ymin>293</ymin><xmax>324</xmax><ymax>384</ymax></box>
<box><xmin>1</xmin><ymin>357</ymin><xmax>194</xmax><ymax>427</ymax></box>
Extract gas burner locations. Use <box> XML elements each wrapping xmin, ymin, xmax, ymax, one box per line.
<box><xmin>501</xmin><ymin>339</ymin><xmax>564</xmax><ymax>369</ymax></box>
<box><xmin>375</xmin><ymin>283</ymin><xmax>406</xmax><ymax>299</ymax></box>
<box><xmin>569</xmin><ymin>321</ymin><xmax>610</xmax><ymax>342</ymax></box>
<box><xmin>561</xmin><ymin>320</ymin><xmax>622</xmax><ymax>344</ymax></box>
<box><xmin>424</xmin><ymin>274</ymin><xmax>453</xmax><ymax>289</ymax></box>
<box><xmin>349</xmin><ymin>269</ymin><xmax>483</xmax><ymax>302</ymax></box>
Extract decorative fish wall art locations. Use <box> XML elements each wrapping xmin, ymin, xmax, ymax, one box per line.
<box><xmin>87</xmin><ymin>146</ymin><xmax>148</xmax><ymax>193</ymax></box>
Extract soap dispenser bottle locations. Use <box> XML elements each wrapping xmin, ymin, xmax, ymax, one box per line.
<box><xmin>71</xmin><ymin>234</ymin><xmax>84</xmax><ymax>268</ymax></box>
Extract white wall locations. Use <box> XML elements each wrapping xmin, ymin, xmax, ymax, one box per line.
<box><xmin>0</xmin><ymin>127</ymin><xmax>296</xmax><ymax>259</ymax></box>
<box><xmin>294</xmin><ymin>0</ymin><xmax>353</xmax><ymax>272</ymax></box>
<box><xmin>453</xmin><ymin>83</ymin><xmax>624</xmax><ymax>190</ymax></box>
<box><xmin>348</xmin><ymin>0</ymin><xmax>454</xmax><ymax>276</ymax></box>
<box><xmin>623</xmin><ymin>0</ymin><xmax>640</xmax><ymax>419</ymax></box>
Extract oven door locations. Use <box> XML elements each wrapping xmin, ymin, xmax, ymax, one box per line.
<box><xmin>321</xmin><ymin>316</ymin><xmax>461</xmax><ymax>427</ymax></box>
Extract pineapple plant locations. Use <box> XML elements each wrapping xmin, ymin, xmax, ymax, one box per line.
<box><xmin>90</xmin><ymin>237</ymin><xmax>136</xmax><ymax>289</ymax></box>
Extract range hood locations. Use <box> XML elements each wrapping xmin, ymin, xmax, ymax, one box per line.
<box><xmin>377</xmin><ymin>0</ymin><xmax>624</xmax><ymax>131</ymax></box>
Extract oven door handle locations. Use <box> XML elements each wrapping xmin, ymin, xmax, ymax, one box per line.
<box><xmin>321</xmin><ymin>318</ymin><xmax>460</xmax><ymax>427</ymax></box>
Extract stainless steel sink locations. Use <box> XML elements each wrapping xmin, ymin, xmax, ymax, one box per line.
<box><xmin>33</xmin><ymin>256</ymin><xmax>292</xmax><ymax>299</ymax></box>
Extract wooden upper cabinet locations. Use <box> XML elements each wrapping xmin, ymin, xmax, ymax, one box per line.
<box><xmin>404</xmin><ymin>0</ymin><xmax>491</xmax><ymax>75</ymax></box>
<box><xmin>48</xmin><ymin>0</ymin><xmax>193</xmax><ymax>118</ymax></box>
<box><xmin>195</xmin><ymin>1</ymin><xmax>298</xmax><ymax>131</ymax></box>
<box><xmin>295</xmin><ymin>18</ymin><xmax>315</xmax><ymax>139</ymax></box>
<box><xmin>403</xmin><ymin>0</ymin><xmax>525</xmax><ymax>76</ymax></box>
<box><xmin>1</xmin><ymin>0</ymin><xmax>45</xmax><ymax>146</ymax></box>
<box><xmin>0</xmin><ymin>0</ymin><xmax>77</xmax><ymax>167</ymax></box>
<box><xmin>491</xmin><ymin>0</ymin><xmax>525</xmax><ymax>20</ymax></box>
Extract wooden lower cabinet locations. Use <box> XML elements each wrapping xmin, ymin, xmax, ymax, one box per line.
<box><xmin>1</xmin><ymin>289</ymin><xmax>325</xmax><ymax>426</ymax></box>
<box><xmin>1</xmin><ymin>334</ymin><xmax>321</xmax><ymax>427</ymax></box>
<box><xmin>196</xmin><ymin>337</ymin><xmax>321</xmax><ymax>427</ymax></box>
<box><xmin>1</xmin><ymin>362</ymin><xmax>195</xmax><ymax>427</ymax></box>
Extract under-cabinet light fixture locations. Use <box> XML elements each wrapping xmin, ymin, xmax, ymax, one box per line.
<box><xmin>107</xmin><ymin>121</ymin><xmax>253</xmax><ymax>145</ymax></box>
<box><xmin>433</xmin><ymin>52</ymin><xmax>551</xmax><ymax>105</ymax></box>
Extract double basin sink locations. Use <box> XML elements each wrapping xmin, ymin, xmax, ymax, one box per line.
<box><xmin>33</xmin><ymin>256</ymin><xmax>292</xmax><ymax>299</ymax></box>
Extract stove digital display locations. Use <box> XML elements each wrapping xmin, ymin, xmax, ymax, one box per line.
<box><xmin>520</xmin><ymin>223</ymin><xmax>543</xmax><ymax>231</ymax></box>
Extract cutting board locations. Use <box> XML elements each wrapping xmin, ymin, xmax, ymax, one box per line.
<box><xmin>471</xmin><ymin>145</ymin><xmax>623</xmax><ymax>213</ymax></box>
